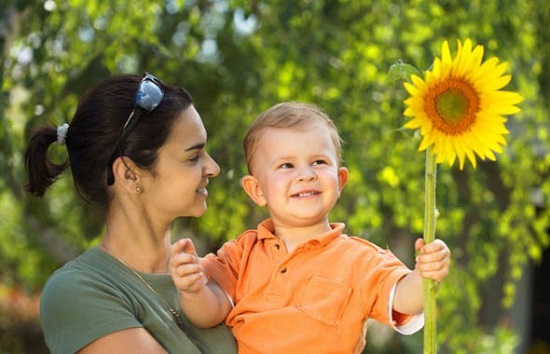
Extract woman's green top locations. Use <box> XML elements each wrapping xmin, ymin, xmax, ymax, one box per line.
<box><xmin>40</xmin><ymin>247</ymin><xmax>237</xmax><ymax>354</ymax></box>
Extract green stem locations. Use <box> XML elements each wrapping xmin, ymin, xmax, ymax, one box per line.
<box><xmin>423</xmin><ymin>148</ymin><xmax>438</xmax><ymax>354</ymax></box>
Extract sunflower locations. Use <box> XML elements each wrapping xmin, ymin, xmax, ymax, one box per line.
<box><xmin>403</xmin><ymin>39</ymin><xmax>523</xmax><ymax>169</ymax></box>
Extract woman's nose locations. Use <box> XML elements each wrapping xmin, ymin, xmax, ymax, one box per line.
<box><xmin>205</xmin><ymin>153</ymin><xmax>220</xmax><ymax>178</ymax></box>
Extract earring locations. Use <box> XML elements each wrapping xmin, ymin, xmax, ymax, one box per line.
<box><xmin>136</xmin><ymin>186</ymin><xmax>142</xmax><ymax>193</ymax></box>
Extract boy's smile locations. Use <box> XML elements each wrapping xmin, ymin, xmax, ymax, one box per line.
<box><xmin>243</xmin><ymin>122</ymin><xmax>348</xmax><ymax>236</ymax></box>
<box><xmin>291</xmin><ymin>189</ymin><xmax>321</xmax><ymax>198</ymax></box>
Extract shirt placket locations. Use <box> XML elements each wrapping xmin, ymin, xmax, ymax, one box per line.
<box><xmin>265</xmin><ymin>239</ymin><xmax>292</xmax><ymax>304</ymax></box>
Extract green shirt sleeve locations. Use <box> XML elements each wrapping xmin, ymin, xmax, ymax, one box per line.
<box><xmin>40</xmin><ymin>248</ymin><xmax>237</xmax><ymax>354</ymax></box>
<box><xmin>41</xmin><ymin>266</ymin><xmax>141</xmax><ymax>354</ymax></box>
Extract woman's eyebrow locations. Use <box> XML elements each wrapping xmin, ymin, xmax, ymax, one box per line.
<box><xmin>185</xmin><ymin>142</ymin><xmax>205</xmax><ymax>152</ymax></box>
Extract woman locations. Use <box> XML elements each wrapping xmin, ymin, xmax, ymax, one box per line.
<box><xmin>25</xmin><ymin>73</ymin><xmax>237</xmax><ymax>353</ymax></box>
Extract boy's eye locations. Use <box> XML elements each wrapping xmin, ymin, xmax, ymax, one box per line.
<box><xmin>279</xmin><ymin>163</ymin><xmax>293</xmax><ymax>169</ymax></box>
<box><xmin>312</xmin><ymin>160</ymin><xmax>327</xmax><ymax>166</ymax></box>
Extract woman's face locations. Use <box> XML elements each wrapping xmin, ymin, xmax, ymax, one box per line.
<box><xmin>140</xmin><ymin>105</ymin><xmax>220</xmax><ymax>221</ymax></box>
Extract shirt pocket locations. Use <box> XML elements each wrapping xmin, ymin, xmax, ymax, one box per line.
<box><xmin>297</xmin><ymin>275</ymin><xmax>352</xmax><ymax>326</ymax></box>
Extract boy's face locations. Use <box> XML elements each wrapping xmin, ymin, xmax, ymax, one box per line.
<box><xmin>243</xmin><ymin>122</ymin><xmax>348</xmax><ymax>229</ymax></box>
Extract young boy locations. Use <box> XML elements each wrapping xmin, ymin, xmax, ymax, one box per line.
<box><xmin>170</xmin><ymin>102</ymin><xmax>451</xmax><ymax>353</ymax></box>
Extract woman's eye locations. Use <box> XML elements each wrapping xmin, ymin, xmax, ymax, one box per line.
<box><xmin>189</xmin><ymin>154</ymin><xmax>200</xmax><ymax>162</ymax></box>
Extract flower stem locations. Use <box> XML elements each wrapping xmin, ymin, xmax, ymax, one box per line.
<box><xmin>424</xmin><ymin>148</ymin><xmax>438</xmax><ymax>354</ymax></box>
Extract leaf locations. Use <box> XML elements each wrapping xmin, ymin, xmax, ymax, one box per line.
<box><xmin>387</xmin><ymin>60</ymin><xmax>423</xmax><ymax>83</ymax></box>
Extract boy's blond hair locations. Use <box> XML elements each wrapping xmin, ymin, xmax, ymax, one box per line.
<box><xmin>243</xmin><ymin>102</ymin><xmax>343</xmax><ymax>174</ymax></box>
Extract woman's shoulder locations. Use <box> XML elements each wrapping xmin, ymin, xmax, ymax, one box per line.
<box><xmin>41</xmin><ymin>247</ymin><xmax>129</xmax><ymax>307</ymax></box>
<box><xmin>44</xmin><ymin>248</ymin><xmax>108</xmax><ymax>284</ymax></box>
<box><xmin>40</xmin><ymin>248</ymin><xmax>141</xmax><ymax>353</ymax></box>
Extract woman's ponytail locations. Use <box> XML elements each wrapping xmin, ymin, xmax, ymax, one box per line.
<box><xmin>24</xmin><ymin>125</ymin><xmax>69</xmax><ymax>197</ymax></box>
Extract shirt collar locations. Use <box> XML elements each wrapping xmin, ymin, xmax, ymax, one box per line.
<box><xmin>257</xmin><ymin>218</ymin><xmax>346</xmax><ymax>249</ymax></box>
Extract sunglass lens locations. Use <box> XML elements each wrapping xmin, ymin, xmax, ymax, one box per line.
<box><xmin>135</xmin><ymin>80</ymin><xmax>164</xmax><ymax>112</ymax></box>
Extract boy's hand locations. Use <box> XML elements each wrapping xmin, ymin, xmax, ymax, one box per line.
<box><xmin>170</xmin><ymin>238</ymin><xmax>208</xmax><ymax>294</ymax></box>
<box><xmin>414</xmin><ymin>238</ymin><xmax>451</xmax><ymax>282</ymax></box>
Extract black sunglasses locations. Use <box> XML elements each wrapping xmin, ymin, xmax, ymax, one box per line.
<box><xmin>106</xmin><ymin>73</ymin><xmax>164</xmax><ymax>186</ymax></box>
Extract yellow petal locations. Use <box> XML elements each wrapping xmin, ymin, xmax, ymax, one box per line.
<box><xmin>402</xmin><ymin>38</ymin><xmax>522</xmax><ymax>168</ymax></box>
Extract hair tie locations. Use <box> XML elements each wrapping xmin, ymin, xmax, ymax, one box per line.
<box><xmin>56</xmin><ymin>123</ymin><xmax>69</xmax><ymax>145</ymax></box>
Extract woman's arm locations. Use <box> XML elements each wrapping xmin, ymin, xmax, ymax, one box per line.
<box><xmin>78</xmin><ymin>328</ymin><xmax>167</xmax><ymax>354</ymax></box>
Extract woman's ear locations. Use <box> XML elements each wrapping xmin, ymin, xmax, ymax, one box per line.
<box><xmin>111</xmin><ymin>156</ymin><xmax>141</xmax><ymax>193</ymax></box>
<box><xmin>241</xmin><ymin>175</ymin><xmax>267</xmax><ymax>207</ymax></box>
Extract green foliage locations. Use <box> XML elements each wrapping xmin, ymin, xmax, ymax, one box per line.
<box><xmin>1</xmin><ymin>0</ymin><xmax>548</xmax><ymax>352</ymax></box>
<box><xmin>387</xmin><ymin>60</ymin><xmax>423</xmax><ymax>83</ymax></box>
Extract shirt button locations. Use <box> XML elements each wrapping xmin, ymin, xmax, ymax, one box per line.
<box><xmin>280</xmin><ymin>267</ymin><xmax>287</xmax><ymax>274</ymax></box>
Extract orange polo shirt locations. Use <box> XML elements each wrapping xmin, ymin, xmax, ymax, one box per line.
<box><xmin>202</xmin><ymin>219</ymin><xmax>423</xmax><ymax>354</ymax></box>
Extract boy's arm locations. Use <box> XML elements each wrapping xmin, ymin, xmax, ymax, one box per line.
<box><xmin>393</xmin><ymin>238</ymin><xmax>451</xmax><ymax>315</ymax></box>
<box><xmin>170</xmin><ymin>239</ymin><xmax>232</xmax><ymax>328</ymax></box>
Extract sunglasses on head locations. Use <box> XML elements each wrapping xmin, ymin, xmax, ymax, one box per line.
<box><xmin>106</xmin><ymin>72</ymin><xmax>164</xmax><ymax>186</ymax></box>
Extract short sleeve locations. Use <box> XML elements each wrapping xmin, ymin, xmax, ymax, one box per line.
<box><xmin>202</xmin><ymin>247</ymin><xmax>240</xmax><ymax>299</ymax></box>
<box><xmin>201</xmin><ymin>233</ymin><xmax>257</xmax><ymax>300</ymax></box>
<box><xmin>40</xmin><ymin>267</ymin><xmax>141</xmax><ymax>353</ymax></box>
<box><xmin>352</xmin><ymin>239</ymin><xmax>414</xmax><ymax>327</ymax></box>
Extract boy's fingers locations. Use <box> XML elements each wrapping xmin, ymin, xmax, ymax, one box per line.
<box><xmin>171</xmin><ymin>238</ymin><xmax>187</xmax><ymax>255</ymax></box>
<box><xmin>170</xmin><ymin>239</ymin><xmax>201</xmax><ymax>272</ymax></box>
<box><xmin>417</xmin><ymin>257</ymin><xmax>448</xmax><ymax>277</ymax></box>
<box><xmin>177</xmin><ymin>263</ymin><xmax>203</xmax><ymax>277</ymax></box>
<box><xmin>414</xmin><ymin>238</ymin><xmax>451</xmax><ymax>283</ymax></box>
<box><xmin>419</xmin><ymin>239</ymin><xmax>450</xmax><ymax>255</ymax></box>
<box><xmin>181</xmin><ymin>238</ymin><xmax>198</xmax><ymax>256</ymax></box>
<box><xmin>414</xmin><ymin>238</ymin><xmax>425</xmax><ymax>253</ymax></box>
<box><xmin>172</xmin><ymin>238</ymin><xmax>198</xmax><ymax>256</ymax></box>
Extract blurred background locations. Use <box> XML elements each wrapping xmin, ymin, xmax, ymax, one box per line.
<box><xmin>1</xmin><ymin>0</ymin><xmax>548</xmax><ymax>353</ymax></box>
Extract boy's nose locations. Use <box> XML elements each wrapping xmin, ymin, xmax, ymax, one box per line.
<box><xmin>297</xmin><ymin>166</ymin><xmax>316</xmax><ymax>182</ymax></box>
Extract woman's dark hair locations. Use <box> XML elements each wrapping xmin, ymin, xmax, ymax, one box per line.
<box><xmin>24</xmin><ymin>74</ymin><xmax>193</xmax><ymax>207</ymax></box>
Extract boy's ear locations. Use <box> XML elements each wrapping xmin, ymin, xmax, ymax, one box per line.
<box><xmin>337</xmin><ymin>167</ymin><xmax>349</xmax><ymax>194</ymax></box>
<box><xmin>241</xmin><ymin>175</ymin><xmax>267</xmax><ymax>207</ymax></box>
<box><xmin>112</xmin><ymin>156</ymin><xmax>141</xmax><ymax>193</ymax></box>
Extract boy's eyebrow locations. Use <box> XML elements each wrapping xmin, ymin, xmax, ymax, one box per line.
<box><xmin>185</xmin><ymin>142</ymin><xmax>205</xmax><ymax>151</ymax></box>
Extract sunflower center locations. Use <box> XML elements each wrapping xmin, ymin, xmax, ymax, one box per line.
<box><xmin>425</xmin><ymin>78</ymin><xmax>480</xmax><ymax>135</ymax></box>
<box><xmin>436</xmin><ymin>91</ymin><xmax>468</xmax><ymax>122</ymax></box>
